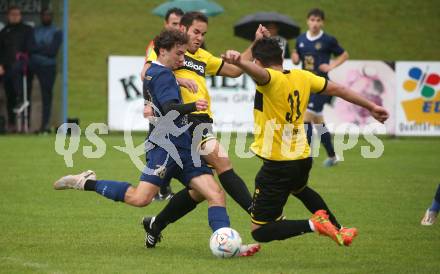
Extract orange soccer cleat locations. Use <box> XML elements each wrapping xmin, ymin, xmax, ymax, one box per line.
<box><xmin>310</xmin><ymin>210</ymin><xmax>343</xmax><ymax>246</ymax></box>
<box><xmin>339</xmin><ymin>227</ymin><xmax>358</xmax><ymax>246</ymax></box>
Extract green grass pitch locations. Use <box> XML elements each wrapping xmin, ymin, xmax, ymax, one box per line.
<box><xmin>0</xmin><ymin>134</ymin><xmax>439</xmax><ymax>273</ymax></box>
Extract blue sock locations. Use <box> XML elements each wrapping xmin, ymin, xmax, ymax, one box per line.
<box><xmin>319</xmin><ymin>124</ymin><xmax>336</xmax><ymax>158</ymax></box>
<box><xmin>430</xmin><ymin>184</ymin><xmax>440</xmax><ymax>212</ymax></box>
<box><xmin>305</xmin><ymin>122</ymin><xmax>313</xmax><ymax>145</ymax></box>
<box><xmin>208</xmin><ymin>206</ymin><xmax>230</xmax><ymax>232</ymax></box>
<box><xmin>95</xmin><ymin>180</ymin><xmax>131</xmax><ymax>202</ymax></box>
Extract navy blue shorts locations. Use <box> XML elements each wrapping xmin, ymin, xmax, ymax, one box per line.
<box><xmin>307</xmin><ymin>93</ymin><xmax>333</xmax><ymax>115</ymax></box>
<box><xmin>140</xmin><ymin>145</ymin><xmax>212</xmax><ymax>187</ymax></box>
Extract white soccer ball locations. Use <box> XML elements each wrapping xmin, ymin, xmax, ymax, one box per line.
<box><xmin>209</xmin><ymin>227</ymin><xmax>242</xmax><ymax>258</ymax></box>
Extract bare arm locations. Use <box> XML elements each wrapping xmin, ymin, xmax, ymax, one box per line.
<box><xmin>221</xmin><ymin>50</ymin><xmax>270</xmax><ymax>85</ymax></box>
<box><xmin>218</xmin><ymin>24</ymin><xmax>270</xmax><ymax>78</ymax></box>
<box><xmin>291</xmin><ymin>51</ymin><xmax>300</xmax><ymax>65</ymax></box>
<box><xmin>322</xmin><ymin>81</ymin><xmax>389</xmax><ymax>123</ymax></box>
<box><xmin>319</xmin><ymin>51</ymin><xmax>349</xmax><ymax>73</ymax></box>
<box><xmin>140</xmin><ymin>62</ymin><xmax>151</xmax><ymax>81</ymax></box>
<box><xmin>176</xmin><ymin>77</ymin><xmax>198</xmax><ymax>93</ymax></box>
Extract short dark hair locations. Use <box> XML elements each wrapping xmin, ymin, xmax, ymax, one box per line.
<box><xmin>165</xmin><ymin>7</ymin><xmax>184</xmax><ymax>22</ymax></box>
<box><xmin>153</xmin><ymin>29</ymin><xmax>188</xmax><ymax>55</ymax></box>
<box><xmin>40</xmin><ymin>8</ymin><xmax>53</xmax><ymax>16</ymax></box>
<box><xmin>251</xmin><ymin>38</ymin><xmax>283</xmax><ymax>67</ymax></box>
<box><xmin>8</xmin><ymin>5</ymin><xmax>21</xmax><ymax>13</ymax></box>
<box><xmin>180</xmin><ymin>11</ymin><xmax>208</xmax><ymax>29</ymax></box>
<box><xmin>307</xmin><ymin>8</ymin><xmax>325</xmax><ymax>20</ymax></box>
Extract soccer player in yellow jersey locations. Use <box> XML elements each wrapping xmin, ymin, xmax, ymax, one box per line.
<box><xmin>141</xmin><ymin>12</ymin><xmax>269</xmax><ymax>248</ymax></box>
<box><xmin>141</xmin><ymin>8</ymin><xmax>184</xmax><ymax>86</ymax></box>
<box><xmin>221</xmin><ymin>38</ymin><xmax>388</xmax><ymax>246</ymax></box>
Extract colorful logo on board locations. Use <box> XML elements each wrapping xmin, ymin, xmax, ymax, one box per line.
<box><xmin>401</xmin><ymin>66</ymin><xmax>440</xmax><ymax>125</ymax></box>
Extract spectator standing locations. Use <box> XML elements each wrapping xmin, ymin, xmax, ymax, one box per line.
<box><xmin>30</xmin><ymin>8</ymin><xmax>62</xmax><ymax>134</ymax></box>
<box><xmin>0</xmin><ymin>5</ymin><xmax>35</xmax><ymax>133</ymax></box>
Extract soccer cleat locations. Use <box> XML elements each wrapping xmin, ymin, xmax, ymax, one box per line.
<box><xmin>339</xmin><ymin>227</ymin><xmax>358</xmax><ymax>246</ymax></box>
<box><xmin>53</xmin><ymin>170</ymin><xmax>96</xmax><ymax>190</ymax></box>
<box><xmin>421</xmin><ymin>209</ymin><xmax>438</xmax><ymax>226</ymax></box>
<box><xmin>323</xmin><ymin>157</ymin><xmax>338</xmax><ymax>167</ymax></box>
<box><xmin>152</xmin><ymin>186</ymin><xmax>174</xmax><ymax>202</ymax></box>
<box><xmin>310</xmin><ymin>210</ymin><xmax>343</xmax><ymax>246</ymax></box>
<box><xmin>238</xmin><ymin>243</ymin><xmax>261</xmax><ymax>257</ymax></box>
<box><xmin>142</xmin><ymin>216</ymin><xmax>162</xmax><ymax>248</ymax></box>
<box><xmin>152</xmin><ymin>193</ymin><xmax>164</xmax><ymax>201</ymax></box>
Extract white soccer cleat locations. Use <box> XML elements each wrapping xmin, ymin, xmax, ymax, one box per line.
<box><xmin>238</xmin><ymin>243</ymin><xmax>261</xmax><ymax>257</ymax></box>
<box><xmin>53</xmin><ymin>170</ymin><xmax>96</xmax><ymax>190</ymax></box>
<box><xmin>323</xmin><ymin>156</ymin><xmax>338</xmax><ymax>167</ymax></box>
<box><xmin>421</xmin><ymin>209</ymin><xmax>438</xmax><ymax>226</ymax></box>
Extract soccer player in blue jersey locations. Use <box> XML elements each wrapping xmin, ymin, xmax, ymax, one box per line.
<box><xmin>292</xmin><ymin>8</ymin><xmax>349</xmax><ymax>167</ymax></box>
<box><xmin>53</xmin><ymin>29</ymin><xmax>260</xmax><ymax>256</ymax></box>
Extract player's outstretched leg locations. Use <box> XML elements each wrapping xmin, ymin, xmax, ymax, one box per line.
<box><xmin>54</xmin><ymin>171</ymin><xmax>159</xmax><ymax>207</ymax></box>
<box><xmin>293</xmin><ymin>186</ymin><xmax>341</xmax><ymax>228</ymax></box>
<box><xmin>293</xmin><ymin>186</ymin><xmax>358</xmax><ymax>246</ymax></box>
<box><xmin>53</xmin><ymin>170</ymin><xmax>96</xmax><ymax>190</ymax></box>
<box><xmin>310</xmin><ymin>210</ymin><xmax>344</xmax><ymax>246</ymax></box>
<box><xmin>251</xmin><ymin>210</ymin><xmax>348</xmax><ymax>246</ymax></box>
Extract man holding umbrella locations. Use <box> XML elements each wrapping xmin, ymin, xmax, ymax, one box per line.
<box><xmin>292</xmin><ymin>8</ymin><xmax>349</xmax><ymax>167</ymax></box>
<box><xmin>234</xmin><ymin>12</ymin><xmax>300</xmax><ymax>59</ymax></box>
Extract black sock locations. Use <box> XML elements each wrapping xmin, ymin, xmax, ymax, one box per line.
<box><xmin>251</xmin><ymin>220</ymin><xmax>312</xmax><ymax>242</ymax></box>
<box><xmin>159</xmin><ymin>184</ymin><xmax>172</xmax><ymax>196</ymax></box>
<box><xmin>218</xmin><ymin>169</ymin><xmax>253</xmax><ymax>214</ymax></box>
<box><xmin>293</xmin><ymin>186</ymin><xmax>341</xmax><ymax>229</ymax></box>
<box><xmin>84</xmin><ymin>179</ymin><xmax>97</xmax><ymax>191</ymax></box>
<box><xmin>305</xmin><ymin>122</ymin><xmax>313</xmax><ymax>145</ymax></box>
<box><xmin>318</xmin><ymin>124</ymin><xmax>336</xmax><ymax>158</ymax></box>
<box><xmin>154</xmin><ymin>188</ymin><xmax>199</xmax><ymax>231</ymax></box>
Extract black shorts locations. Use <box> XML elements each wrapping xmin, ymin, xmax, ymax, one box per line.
<box><xmin>188</xmin><ymin>114</ymin><xmax>216</xmax><ymax>149</ymax></box>
<box><xmin>251</xmin><ymin>157</ymin><xmax>313</xmax><ymax>225</ymax></box>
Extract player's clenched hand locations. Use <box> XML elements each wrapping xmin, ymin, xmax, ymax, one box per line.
<box><xmin>255</xmin><ymin>24</ymin><xmax>270</xmax><ymax>40</ymax></box>
<box><xmin>177</xmin><ymin>78</ymin><xmax>198</xmax><ymax>93</ymax></box>
<box><xmin>221</xmin><ymin>50</ymin><xmax>241</xmax><ymax>65</ymax></box>
<box><xmin>370</xmin><ymin>105</ymin><xmax>389</xmax><ymax>123</ymax></box>
<box><xmin>195</xmin><ymin>99</ymin><xmax>208</xmax><ymax>111</ymax></box>
<box><xmin>143</xmin><ymin>104</ymin><xmax>154</xmax><ymax>119</ymax></box>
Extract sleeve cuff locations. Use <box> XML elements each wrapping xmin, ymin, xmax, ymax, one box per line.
<box><xmin>317</xmin><ymin>78</ymin><xmax>328</xmax><ymax>94</ymax></box>
<box><xmin>215</xmin><ymin>60</ymin><xmax>225</xmax><ymax>76</ymax></box>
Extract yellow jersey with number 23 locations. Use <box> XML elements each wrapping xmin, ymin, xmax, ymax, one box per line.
<box><xmin>250</xmin><ymin>68</ymin><xmax>327</xmax><ymax>161</ymax></box>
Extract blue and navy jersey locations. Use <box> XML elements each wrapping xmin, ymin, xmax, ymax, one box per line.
<box><xmin>144</xmin><ymin>63</ymin><xmax>191</xmax><ymax>148</ymax></box>
<box><xmin>295</xmin><ymin>32</ymin><xmax>345</xmax><ymax>78</ymax></box>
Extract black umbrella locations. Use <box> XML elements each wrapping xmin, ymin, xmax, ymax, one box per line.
<box><xmin>234</xmin><ymin>12</ymin><xmax>300</xmax><ymax>40</ymax></box>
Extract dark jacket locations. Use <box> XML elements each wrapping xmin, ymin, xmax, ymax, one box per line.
<box><xmin>0</xmin><ymin>22</ymin><xmax>35</xmax><ymax>68</ymax></box>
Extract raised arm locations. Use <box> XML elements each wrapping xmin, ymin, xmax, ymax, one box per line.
<box><xmin>218</xmin><ymin>24</ymin><xmax>270</xmax><ymax>78</ymax></box>
<box><xmin>322</xmin><ymin>81</ymin><xmax>388</xmax><ymax>123</ymax></box>
<box><xmin>221</xmin><ymin>50</ymin><xmax>270</xmax><ymax>85</ymax></box>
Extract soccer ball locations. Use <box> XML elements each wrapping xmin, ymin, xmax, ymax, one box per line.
<box><xmin>209</xmin><ymin>227</ymin><xmax>242</xmax><ymax>258</ymax></box>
